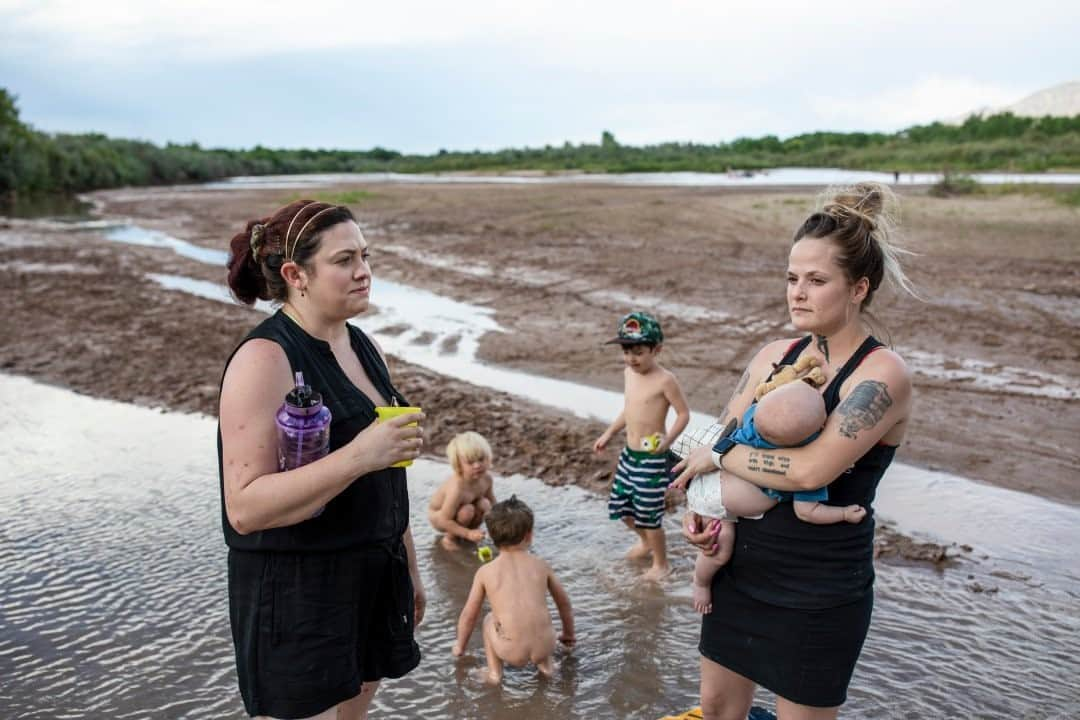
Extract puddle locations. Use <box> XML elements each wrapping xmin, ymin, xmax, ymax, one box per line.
<box><xmin>901</xmin><ymin>348</ymin><xmax>1079</xmax><ymax>401</ymax></box>
<box><xmin>105</xmin><ymin>225</ymin><xmax>229</xmax><ymax>266</ymax></box>
<box><xmin>2</xmin><ymin>373</ymin><xmax>1079</xmax><ymax>719</ymax></box>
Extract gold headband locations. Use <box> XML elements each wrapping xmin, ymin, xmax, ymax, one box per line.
<box><xmin>288</xmin><ymin>206</ymin><xmax>336</xmax><ymax>260</ymax></box>
<box><xmin>283</xmin><ymin>204</ymin><xmax>315</xmax><ymax>261</ymax></box>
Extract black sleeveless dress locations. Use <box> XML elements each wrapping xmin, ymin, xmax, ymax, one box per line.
<box><xmin>218</xmin><ymin>310</ymin><xmax>421</xmax><ymax>718</ymax></box>
<box><xmin>699</xmin><ymin>336</ymin><xmax>898</xmax><ymax>708</ymax></box>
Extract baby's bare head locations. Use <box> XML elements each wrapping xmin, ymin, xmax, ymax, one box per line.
<box><xmin>754</xmin><ymin>380</ymin><xmax>826</xmax><ymax>447</ymax></box>
<box><xmin>486</xmin><ymin>495</ymin><xmax>534</xmax><ymax>548</ymax></box>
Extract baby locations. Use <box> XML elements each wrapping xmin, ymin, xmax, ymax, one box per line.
<box><xmin>428</xmin><ymin>431</ymin><xmax>496</xmax><ymax>551</ymax></box>
<box><xmin>452</xmin><ymin>496</ymin><xmax>575</xmax><ymax>684</ymax></box>
<box><xmin>672</xmin><ymin>380</ymin><xmax>866</xmax><ymax>613</ymax></box>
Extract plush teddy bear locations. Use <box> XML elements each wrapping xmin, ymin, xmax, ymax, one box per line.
<box><xmin>753</xmin><ymin>355</ymin><xmax>826</xmax><ymax>400</ymax></box>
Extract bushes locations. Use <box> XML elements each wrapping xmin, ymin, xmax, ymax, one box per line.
<box><xmin>928</xmin><ymin>174</ymin><xmax>981</xmax><ymax>197</ymax></box>
<box><xmin>3</xmin><ymin>85</ymin><xmax>1080</xmax><ymax>197</ymax></box>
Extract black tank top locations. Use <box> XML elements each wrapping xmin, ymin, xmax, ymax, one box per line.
<box><xmin>217</xmin><ymin>310</ymin><xmax>411</xmax><ymax>552</ymax></box>
<box><xmin>725</xmin><ymin>335</ymin><xmax>897</xmax><ymax>609</ymax></box>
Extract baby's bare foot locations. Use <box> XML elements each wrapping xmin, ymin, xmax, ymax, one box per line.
<box><xmin>643</xmin><ymin>563</ymin><xmax>672</xmax><ymax>582</ymax></box>
<box><xmin>626</xmin><ymin>541</ymin><xmax>652</xmax><ymax>560</ymax></box>
<box><xmin>692</xmin><ymin>582</ymin><xmax>713</xmax><ymax>614</ymax></box>
<box><xmin>843</xmin><ymin>505</ymin><xmax>867</xmax><ymax>523</ymax></box>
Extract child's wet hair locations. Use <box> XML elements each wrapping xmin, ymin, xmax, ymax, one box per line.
<box><xmin>485</xmin><ymin>495</ymin><xmax>534</xmax><ymax>547</ymax></box>
<box><xmin>446</xmin><ymin>431</ymin><xmax>493</xmax><ymax>474</ymax></box>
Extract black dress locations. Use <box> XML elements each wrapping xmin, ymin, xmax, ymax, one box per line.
<box><xmin>700</xmin><ymin>336</ymin><xmax>897</xmax><ymax>708</ymax></box>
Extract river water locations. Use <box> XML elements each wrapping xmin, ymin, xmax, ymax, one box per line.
<box><xmin>2</xmin><ymin>374</ymin><xmax>1079</xmax><ymax>719</ymax></box>
<box><xmin>195</xmin><ymin>168</ymin><xmax>1080</xmax><ymax>190</ymax></box>
<box><xmin>3</xmin><ymin>215</ymin><xmax>1080</xmax><ymax>718</ymax></box>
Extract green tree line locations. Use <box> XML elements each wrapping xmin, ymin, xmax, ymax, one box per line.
<box><xmin>3</xmin><ymin>87</ymin><xmax>1080</xmax><ymax>197</ymax></box>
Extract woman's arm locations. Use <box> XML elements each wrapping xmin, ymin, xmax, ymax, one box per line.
<box><xmin>403</xmin><ymin>525</ymin><xmax>426</xmax><ymax>626</ymax></box>
<box><xmin>220</xmin><ymin>339</ymin><xmax>422</xmax><ymax>534</ymax></box>
<box><xmin>716</xmin><ymin>350</ymin><xmax>912</xmax><ymax>492</ymax></box>
<box><xmin>676</xmin><ymin>340</ymin><xmax>790</xmax><ymax>549</ymax></box>
<box><xmin>672</xmin><ymin>339</ymin><xmax>792</xmax><ymax>488</ymax></box>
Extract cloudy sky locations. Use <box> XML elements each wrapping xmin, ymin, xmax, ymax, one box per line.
<box><xmin>1</xmin><ymin>0</ymin><xmax>1077</xmax><ymax>154</ymax></box>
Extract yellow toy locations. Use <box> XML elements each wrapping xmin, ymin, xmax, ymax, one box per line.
<box><xmin>477</xmin><ymin>542</ymin><xmax>494</xmax><ymax>563</ymax></box>
<box><xmin>754</xmin><ymin>355</ymin><xmax>826</xmax><ymax>400</ymax></box>
<box><xmin>641</xmin><ymin>432</ymin><xmax>663</xmax><ymax>453</ymax></box>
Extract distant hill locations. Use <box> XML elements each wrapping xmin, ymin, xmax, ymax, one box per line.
<box><xmin>958</xmin><ymin>81</ymin><xmax>1080</xmax><ymax>120</ymax></box>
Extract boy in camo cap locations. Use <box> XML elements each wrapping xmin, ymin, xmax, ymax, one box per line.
<box><xmin>593</xmin><ymin>311</ymin><xmax>690</xmax><ymax>581</ymax></box>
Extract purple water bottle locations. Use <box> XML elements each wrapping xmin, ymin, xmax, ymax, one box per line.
<box><xmin>276</xmin><ymin>371</ymin><xmax>332</xmax><ymax>516</ymax></box>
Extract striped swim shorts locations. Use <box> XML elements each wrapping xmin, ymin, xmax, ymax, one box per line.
<box><xmin>607</xmin><ymin>447</ymin><xmax>671</xmax><ymax>529</ymax></box>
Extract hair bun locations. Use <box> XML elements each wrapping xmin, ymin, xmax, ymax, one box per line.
<box><xmin>822</xmin><ymin>182</ymin><xmax>892</xmax><ymax>225</ymax></box>
<box><xmin>800</xmin><ymin>181</ymin><xmax>916</xmax><ymax>306</ymax></box>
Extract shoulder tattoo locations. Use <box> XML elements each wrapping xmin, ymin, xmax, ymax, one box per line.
<box><xmin>836</xmin><ymin>380</ymin><xmax>893</xmax><ymax>440</ymax></box>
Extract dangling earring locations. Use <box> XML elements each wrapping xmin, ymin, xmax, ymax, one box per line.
<box><xmin>300</xmin><ymin>287</ymin><xmax>306</xmax><ymax>298</ymax></box>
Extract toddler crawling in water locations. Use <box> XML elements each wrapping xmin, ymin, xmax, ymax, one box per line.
<box><xmin>452</xmin><ymin>496</ymin><xmax>575</xmax><ymax>684</ymax></box>
<box><xmin>671</xmin><ymin>380</ymin><xmax>866</xmax><ymax>613</ymax></box>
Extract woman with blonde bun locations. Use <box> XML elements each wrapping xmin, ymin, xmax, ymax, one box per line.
<box><xmin>673</xmin><ymin>183</ymin><xmax>916</xmax><ymax>719</ymax></box>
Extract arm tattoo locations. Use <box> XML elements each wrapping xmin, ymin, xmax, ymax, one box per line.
<box><xmin>815</xmin><ymin>334</ymin><xmax>829</xmax><ymax>363</ymax></box>
<box><xmin>718</xmin><ymin>368</ymin><xmax>750</xmax><ymax>419</ymax></box>
<box><xmin>836</xmin><ymin>380</ymin><xmax>893</xmax><ymax>440</ymax></box>
<box><xmin>747</xmin><ymin>450</ymin><xmax>790</xmax><ymax>476</ymax></box>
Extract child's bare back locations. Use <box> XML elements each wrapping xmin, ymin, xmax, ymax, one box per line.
<box><xmin>453</xmin><ymin>497</ymin><xmax>574</xmax><ymax>685</ymax></box>
<box><xmin>475</xmin><ymin>552</ymin><xmax>557</xmax><ymax>668</ymax></box>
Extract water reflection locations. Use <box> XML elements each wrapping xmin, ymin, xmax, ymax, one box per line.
<box><xmin>3</xmin><ymin>374</ymin><xmax>1080</xmax><ymax>719</ymax></box>
<box><xmin>0</xmin><ymin>193</ymin><xmax>93</xmax><ymax>220</ymax></box>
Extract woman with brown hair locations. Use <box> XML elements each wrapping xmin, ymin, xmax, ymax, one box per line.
<box><xmin>218</xmin><ymin>200</ymin><xmax>426</xmax><ymax>719</ymax></box>
<box><xmin>674</xmin><ymin>182</ymin><xmax>916</xmax><ymax>719</ymax></box>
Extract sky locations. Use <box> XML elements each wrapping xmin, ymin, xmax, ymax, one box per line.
<box><xmin>1</xmin><ymin>0</ymin><xmax>1078</xmax><ymax>154</ymax></box>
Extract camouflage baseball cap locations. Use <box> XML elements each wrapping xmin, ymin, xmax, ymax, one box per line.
<box><xmin>605</xmin><ymin>311</ymin><xmax>663</xmax><ymax>345</ymax></box>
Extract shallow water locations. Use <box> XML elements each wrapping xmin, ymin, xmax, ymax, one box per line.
<box><xmin>2</xmin><ymin>374</ymin><xmax>1079</xmax><ymax>720</ymax></box>
<box><xmin>194</xmin><ymin>168</ymin><xmax>1080</xmax><ymax>190</ymax></box>
<box><xmin>0</xmin><ymin>194</ymin><xmax>93</xmax><ymax>220</ymax></box>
